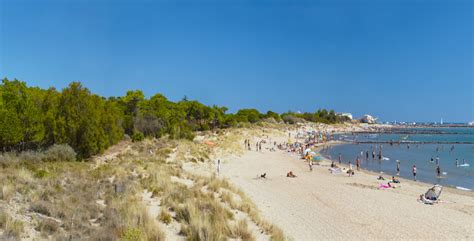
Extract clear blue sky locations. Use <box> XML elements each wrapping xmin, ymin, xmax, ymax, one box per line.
<box><xmin>1</xmin><ymin>0</ymin><xmax>472</xmax><ymax>122</ymax></box>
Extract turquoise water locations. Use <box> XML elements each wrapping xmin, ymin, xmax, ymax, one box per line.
<box><xmin>324</xmin><ymin>127</ymin><xmax>474</xmax><ymax>190</ymax></box>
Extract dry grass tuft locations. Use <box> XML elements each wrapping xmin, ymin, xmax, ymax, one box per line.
<box><xmin>230</xmin><ymin>219</ymin><xmax>255</xmax><ymax>241</ymax></box>
<box><xmin>37</xmin><ymin>218</ymin><xmax>60</xmax><ymax>236</ymax></box>
<box><xmin>159</xmin><ymin>209</ymin><xmax>172</xmax><ymax>225</ymax></box>
<box><xmin>0</xmin><ymin>183</ymin><xmax>15</xmax><ymax>201</ymax></box>
<box><xmin>0</xmin><ymin>212</ymin><xmax>24</xmax><ymax>240</ymax></box>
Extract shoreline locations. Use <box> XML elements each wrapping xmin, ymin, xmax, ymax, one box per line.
<box><xmin>205</xmin><ymin>125</ymin><xmax>474</xmax><ymax>240</ymax></box>
<box><xmin>317</xmin><ymin>141</ymin><xmax>474</xmax><ymax>193</ymax></box>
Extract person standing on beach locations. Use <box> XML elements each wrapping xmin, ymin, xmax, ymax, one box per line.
<box><xmin>366</xmin><ymin>151</ymin><xmax>369</xmax><ymax>159</ymax></box>
<box><xmin>217</xmin><ymin>159</ymin><xmax>221</xmax><ymax>176</ymax></box>
<box><xmin>338</xmin><ymin>153</ymin><xmax>342</xmax><ymax>164</ymax></box>
<box><xmin>412</xmin><ymin>165</ymin><xmax>417</xmax><ymax>181</ymax></box>
<box><xmin>396</xmin><ymin>160</ymin><xmax>400</xmax><ymax>176</ymax></box>
<box><xmin>436</xmin><ymin>165</ymin><xmax>441</xmax><ymax>177</ymax></box>
<box><xmin>356</xmin><ymin>157</ymin><xmax>360</xmax><ymax>171</ymax></box>
<box><xmin>348</xmin><ymin>161</ymin><xmax>353</xmax><ymax>177</ymax></box>
<box><xmin>455</xmin><ymin>158</ymin><xmax>459</xmax><ymax>167</ymax></box>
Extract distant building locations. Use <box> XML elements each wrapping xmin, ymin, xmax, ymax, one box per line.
<box><xmin>360</xmin><ymin>114</ymin><xmax>377</xmax><ymax>124</ymax></box>
<box><xmin>469</xmin><ymin>121</ymin><xmax>474</xmax><ymax>126</ymax></box>
<box><xmin>337</xmin><ymin>113</ymin><xmax>353</xmax><ymax>120</ymax></box>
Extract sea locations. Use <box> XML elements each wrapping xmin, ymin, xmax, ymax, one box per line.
<box><xmin>322</xmin><ymin>127</ymin><xmax>474</xmax><ymax>190</ymax></box>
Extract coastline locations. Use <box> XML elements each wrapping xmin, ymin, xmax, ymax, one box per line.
<box><xmin>318</xmin><ymin>141</ymin><xmax>474</xmax><ymax>193</ymax></box>
<box><xmin>195</xmin><ymin>124</ymin><xmax>474</xmax><ymax>240</ymax></box>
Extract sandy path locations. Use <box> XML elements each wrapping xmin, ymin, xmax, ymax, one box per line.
<box><xmin>220</xmin><ymin>148</ymin><xmax>474</xmax><ymax>240</ymax></box>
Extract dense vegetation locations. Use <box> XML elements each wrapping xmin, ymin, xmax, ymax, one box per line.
<box><xmin>0</xmin><ymin>78</ymin><xmax>349</xmax><ymax>158</ymax></box>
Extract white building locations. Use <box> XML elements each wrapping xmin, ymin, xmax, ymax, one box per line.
<box><xmin>360</xmin><ymin>114</ymin><xmax>377</xmax><ymax>124</ymax></box>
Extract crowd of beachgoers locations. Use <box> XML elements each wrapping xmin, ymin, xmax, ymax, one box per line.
<box><xmin>195</xmin><ymin>123</ymin><xmax>473</xmax><ymax>239</ymax></box>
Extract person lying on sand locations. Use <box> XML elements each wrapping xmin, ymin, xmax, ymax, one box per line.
<box><xmin>377</xmin><ymin>175</ymin><xmax>385</xmax><ymax>180</ymax></box>
<box><xmin>286</xmin><ymin>171</ymin><xmax>297</xmax><ymax>178</ymax></box>
<box><xmin>260</xmin><ymin>173</ymin><xmax>267</xmax><ymax>178</ymax></box>
<box><xmin>389</xmin><ymin>176</ymin><xmax>400</xmax><ymax>183</ymax></box>
<box><xmin>379</xmin><ymin>182</ymin><xmax>395</xmax><ymax>189</ymax></box>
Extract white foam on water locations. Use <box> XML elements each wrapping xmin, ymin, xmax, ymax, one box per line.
<box><xmin>456</xmin><ymin>186</ymin><xmax>471</xmax><ymax>191</ymax></box>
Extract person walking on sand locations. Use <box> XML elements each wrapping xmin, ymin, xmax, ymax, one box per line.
<box><xmin>412</xmin><ymin>165</ymin><xmax>417</xmax><ymax>181</ymax></box>
<box><xmin>356</xmin><ymin>157</ymin><xmax>360</xmax><ymax>171</ymax></box>
<box><xmin>396</xmin><ymin>160</ymin><xmax>400</xmax><ymax>176</ymax></box>
<box><xmin>217</xmin><ymin>159</ymin><xmax>221</xmax><ymax>176</ymax></box>
<box><xmin>348</xmin><ymin>162</ymin><xmax>353</xmax><ymax>177</ymax></box>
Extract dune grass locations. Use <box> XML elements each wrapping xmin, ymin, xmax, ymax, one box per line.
<box><xmin>0</xmin><ymin>130</ymin><xmax>287</xmax><ymax>240</ymax></box>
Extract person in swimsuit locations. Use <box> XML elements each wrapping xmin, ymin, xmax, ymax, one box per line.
<box><xmin>412</xmin><ymin>165</ymin><xmax>417</xmax><ymax>181</ymax></box>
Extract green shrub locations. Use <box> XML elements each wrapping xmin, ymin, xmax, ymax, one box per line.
<box><xmin>44</xmin><ymin>144</ymin><xmax>76</xmax><ymax>162</ymax></box>
<box><xmin>132</xmin><ymin>132</ymin><xmax>145</xmax><ymax>142</ymax></box>
<box><xmin>121</xmin><ymin>227</ymin><xmax>142</xmax><ymax>241</ymax></box>
<box><xmin>34</xmin><ymin>169</ymin><xmax>50</xmax><ymax>179</ymax></box>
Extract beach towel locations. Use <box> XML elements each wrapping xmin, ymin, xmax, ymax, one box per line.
<box><xmin>378</xmin><ymin>184</ymin><xmax>392</xmax><ymax>189</ymax></box>
<box><xmin>329</xmin><ymin>168</ymin><xmax>342</xmax><ymax>174</ymax></box>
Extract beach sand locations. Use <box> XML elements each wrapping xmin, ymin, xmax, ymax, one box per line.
<box><xmin>210</xmin><ymin>126</ymin><xmax>474</xmax><ymax>240</ymax></box>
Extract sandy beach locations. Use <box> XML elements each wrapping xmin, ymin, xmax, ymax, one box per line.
<box><xmin>210</xmin><ymin>126</ymin><xmax>474</xmax><ymax>240</ymax></box>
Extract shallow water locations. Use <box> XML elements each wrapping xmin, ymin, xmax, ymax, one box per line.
<box><xmin>323</xmin><ymin>127</ymin><xmax>474</xmax><ymax>190</ymax></box>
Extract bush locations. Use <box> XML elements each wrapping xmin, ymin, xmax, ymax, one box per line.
<box><xmin>30</xmin><ymin>201</ymin><xmax>51</xmax><ymax>216</ymax></box>
<box><xmin>159</xmin><ymin>209</ymin><xmax>172</xmax><ymax>225</ymax></box>
<box><xmin>44</xmin><ymin>144</ymin><xmax>76</xmax><ymax>162</ymax></box>
<box><xmin>282</xmin><ymin>115</ymin><xmax>302</xmax><ymax>124</ymax></box>
<box><xmin>121</xmin><ymin>228</ymin><xmax>142</xmax><ymax>241</ymax></box>
<box><xmin>34</xmin><ymin>170</ymin><xmax>50</xmax><ymax>179</ymax></box>
<box><xmin>131</xmin><ymin>132</ymin><xmax>145</xmax><ymax>142</ymax></box>
<box><xmin>37</xmin><ymin>219</ymin><xmax>59</xmax><ymax>235</ymax></box>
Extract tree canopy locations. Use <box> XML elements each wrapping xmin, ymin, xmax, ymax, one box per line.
<box><xmin>0</xmin><ymin>78</ymin><xmax>349</xmax><ymax>159</ymax></box>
